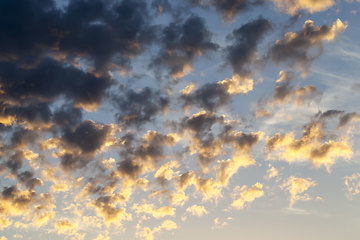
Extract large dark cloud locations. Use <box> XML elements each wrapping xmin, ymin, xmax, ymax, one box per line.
<box><xmin>0</xmin><ymin>0</ymin><xmax>157</xmax><ymax>72</ymax></box>
<box><xmin>0</xmin><ymin>59</ymin><xmax>113</xmax><ymax>107</ymax></box>
<box><xmin>225</xmin><ymin>17</ymin><xmax>271</xmax><ymax>75</ymax></box>
<box><xmin>0</xmin><ymin>0</ymin><xmax>61</xmax><ymax>62</ymax></box>
<box><xmin>151</xmin><ymin>15</ymin><xmax>218</xmax><ymax>79</ymax></box>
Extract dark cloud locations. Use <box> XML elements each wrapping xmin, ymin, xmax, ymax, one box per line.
<box><xmin>118</xmin><ymin>131</ymin><xmax>175</xmax><ymax>179</ymax></box>
<box><xmin>179</xmin><ymin>111</ymin><xmax>225</xmax><ymax>165</ymax></box>
<box><xmin>1</xmin><ymin>185</ymin><xmax>36</xmax><ymax>211</ymax></box>
<box><xmin>220</xmin><ymin>127</ymin><xmax>261</xmax><ymax>151</ymax></box>
<box><xmin>60</xmin><ymin>0</ymin><xmax>157</xmax><ymax>71</ymax></box>
<box><xmin>53</xmin><ymin>105</ymin><xmax>83</xmax><ymax>128</ymax></box>
<box><xmin>114</xmin><ymin>87</ymin><xmax>169</xmax><ymax>128</ymax></box>
<box><xmin>151</xmin><ymin>15</ymin><xmax>218</xmax><ymax>79</ymax></box>
<box><xmin>267</xmin><ymin>19</ymin><xmax>346</xmax><ymax>72</ymax></box>
<box><xmin>273</xmin><ymin>71</ymin><xmax>295</xmax><ymax>101</ymax></box>
<box><xmin>0</xmin><ymin>0</ymin><xmax>157</xmax><ymax>72</ymax></box>
<box><xmin>315</xmin><ymin>110</ymin><xmax>360</xmax><ymax>128</ymax></box>
<box><xmin>181</xmin><ymin>111</ymin><xmax>224</xmax><ymax>137</ymax></box>
<box><xmin>10</xmin><ymin>128</ymin><xmax>38</xmax><ymax>149</ymax></box>
<box><xmin>338</xmin><ymin>112</ymin><xmax>360</xmax><ymax>128</ymax></box>
<box><xmin>17</xmin><ymin>171</ymin><xmax>43</xmax><ymax>190</ymax></box>
<box><xmin>225</xmin><ymin>17</ymin><xmax>271</xmax><ymax>75</ymax></box>
<box><xmin>62</xmin><ymin>120</ymin><xmax>111</xmax><ymax>154</ymax></box>
<box><xmin>0</xmin><ymin>0</ymin><xmax>61</xmax><ymax>62</ymax></box>
<box><xmin>0</xmin><ymin>103</ymin><xmax>52</xmax><ymax>127</ymax></box>
<box><xmin>254</xmin><ymin>71</ymin><xmax>319</xmax><ymax>118</ymax></box>
<box><xmin>118</xmin><ymin>159</ymin><xmax>143</xmax><ymax>180</ymax></box>
<box><xmin>60</xmin><ymin>153</ymin><xmax>92</xmax><ymax>171</ymax></box>
<box><xmin>6</xmin><ymin>151</ymin><xmax>24</xmax><ymax>174</ymax></box>
<box><xmin>181</xmin><ymin>83</ymin><xmax>231</xmax><ymax>111</ymax></box>
<box><xmin>0</xmin><ymin>59</ymin><xmax>113</xmax><ymax>107</ymax></box>
<box><xmin>212</xmin><ymin>0</ymin><xmax>265</xmax><ymax>20</ymax></box>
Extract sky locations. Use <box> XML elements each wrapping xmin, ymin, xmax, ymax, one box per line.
<box><xmin>0</xmin><ymin>0</ymin><xmax>360</xmax><ymax>240</ymax></box>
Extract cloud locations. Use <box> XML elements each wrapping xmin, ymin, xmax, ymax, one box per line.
<box><xmin>281</xmin><ymin>176</ymin><xmax>316</xmax><ymax>207</ymax></box>
<box><xmin>215</xmin><ymin>130</ymin><xmax>263</xmax><ymax>185</ymax></box>
<box><xmin>254</xmin><ymin>71</ymin><xmax>320</xmax><ymax>118</ymax></box>
<box><xmin>0</xmin><ymin>186</ymin><xmax>36</xmax><ymax>217</ymax></box>
<box><xmin>151</xmin><ymin>15</ymin><xmax>218</xmax><ymax>79</ymax></box>
<box><xmin>92</xmin><ymin>196</ymin><xmax>132</xmax><ymax>225</ymax></box>
<box><xmin>268</xmin><ymin>19</ymin><xmax>347</xmax><ymax>72</ymax></box>
<box><xmin>225</xmin><ymin>17</ymin><xmax>271</xmax><ymax>75</ymax></box>
<box><xmin>113</xmin><ymin>87</ymin><xmax>169</xmax><ymax>128</ymax></box>
<box><xmin>137</xmin><ymin>219</ymin><xmax>177</xmax><ymax>240</ymax></box>
<box><xmin>181</xmin><ymin>76</ymin><xmax>254</xmax><ymax>111</ymax></box>
<box><xmin>271</xmin><ymin>0</ymin><xmax>335</xmax><ymax>15</ymax></box>
<box><xmin>266</xmin><ymin>113</ymin><xmax>353</xmax><ymax>171</ymax></box>
<box><xmin>118</xmin><ymin>131</ymin><xmax>176</xmax><ymax>180</ymax></box>
<box><xmin>61</xmin><ymin>120</ymin><xmax>113</xmax><ymax>154</ymax></box>
<box><xmin>132</xmin><ymin>203</ymin><xmax>176</xmax><ymax>218</ymax></box>
<box><xmin>0</xmin><ymin>0</ymin><xmax>157</xmax><ymax>72</ymax></box>
<box><xmin>186</xmin><ymin>204</ymin><xmax>208</xmax><ymax>216</ymax></box>
<box><xmin>54</xmin><ymin>219</ymin><xmax>76</xmax><ymax>234</ymax></box>
<box><xmin>0</xmin><ymin>0</ymin><xmax>357</xmax><ymax>239</ymax></box>
<box><xmin>0</xmin><ymin>59</ymin><xmax>113</xmax><ymax>111</ymax></box>
<box><xmin>230</xmin><ymin>182</ymin><xmax>264</xmax><ymax>209</ymax></box>
<box><xmin>345</xmin><ymin>173</ymin><xmax>360</xmax><ymax>199</ymax></box>
<box><xmin>272</xmin><ymin>71</ymin><xmax>319</xmax><ymax>104</ymax></box>
<box><xmin>264</xmin><ymin>165</ymin><xmax>279</xmax><ymax>180</ymax></box>
<box><xmin>212</xmin><ymin>0</ymin><xmax>265</xmax><ymax>20</ymax></box>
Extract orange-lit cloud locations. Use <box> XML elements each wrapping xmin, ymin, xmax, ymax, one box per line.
<box><xmin>281</xmin><ymin>176</ymin><xmax>316</xmax><ymax>207</ymax></box>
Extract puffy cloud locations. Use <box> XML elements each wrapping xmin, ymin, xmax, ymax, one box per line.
<box><xmin>175</xmin><ymin>171</ymin><xmax>223</xmax><ymax>201</ymax></box>
<box><xmin>137</xmin><ymin>219</ymin><xmax>177</xmax><ymax>240</ymax></box>
<box><xmin>61</xmin><ymin>120</ymin><xmax>113</xmax><ymax>154</ymax></box>
<box><xmin>254</xmin><ymin>71</ymin><xmax>320</xmax><ymax>118</ymax></box>
<box><xmin>272</xmin><ymin>71</ymin><xmax>319</xmax><ymax>104</ymax></box>
<box><xmin>113</xmin><ymin>87</ymin><xmax>169</xmax><ymax>128</ymax></box>
<box><xmin>181</xmin><ymin>79</ymin><xmax>237</xmax><ymax>111</ymax></box>
<box><xmin>118</xmin><ymin>131</ymin><xmax>176</xmax><ymax>180</ymax></box>
<box><xmin>0</xmin><ymin>186</ymin><xmax>36</xmax><ymax>217</ymax></box>
<box><xmin>92</xmin><ymin>196</ymin><xmax>132</xmax><ymax>225</ymax></box>
<box><xmin>0</xmin><ymin>0</ymin><xmax>157</xmax><ymax>71</ymax></box>
<box><xmin>93</xmin><ymin>234</ymin><xmax>110</xmax><ymax>240</ymax></box>
<box><xmin>345</xmin><ymin>173</ymin><xmax>360</xmax><ymax>199</ymax></box>
<box><xmin>215</xmin><ymin>131</ymin><xmax>263</xmax><ymax>186</ymax></box>
<box><xmin>218</xmin><ymin>75</ymin><xmax>254</xmax><ymax>95</ymax></box>
<box><xmin>281</xmin><ymin>176</ymin><xmax>316</xmax><ymax>207</ymax></box>
<box><xmin>186</xmin><ymin>204</ymin><xmax>208</xmax><ymax>216</ymax></box>
<box><xmin>0</xmin><ymin>217</ymin><xmax>12</xmax><ymax>230</ymax></box>
<box><xmin>271</xmin><ymin>0</ymin><xmax>335</xmax><ymax>15</ymax></box>
<box><xmin>132</xmin><ymin>203</ymin><xmax>176</xmax><ymax>218</ymax></box>
<box><xmin>268</xmin><ymin>19</ymin><xmax>347</xmax><ymax>72</ymax></box>
<box><xmin>170</xmin><ymin>191</ymin><xmax>189</xmax><ymax>206</ymax></box>
<box><xmin>0</xmin><ymin>59</ymin><xmax>113</xmax><ymax>109</ymax></box>
<box><xmin>151</xmin><ymin>15</ymin><xmax>218</xmax><ymax>79</ymax></box>
<box><xmin>230</xmin><ymin>182</ymin><xmax>264</xmax><ymax>209</ymax></box>
<box><xmin>225</xmin><ymin>17</ymin><xmax>271</xmax><ymax>75</ymax></box>
<box><xmin>264</xmin><ymin>165</ymin><xmax>279</xmax><ymax>181</ymax></box>
<box><xmin>195</xmin><ymin>177</ymin><xmax>223</xmax><ymax>201</ymax></box>
<box><xmin>212</xmin><ymin>0</ymin><xmax>265</xmax><ymax>20</ymax></box>
<box><xmin>155</xmin><ymin>161</ymin><xmax>180</xmax><ymax>184</ymax></box>
<box><xmin>266</xmin><ymin>115</ymin><xmax>353</xmax><ymax>171</ymax></box>
<box><xmin>54</xmin><ymin>219</ymin><xmax>76</xmax><ymax>234</ymax></box>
